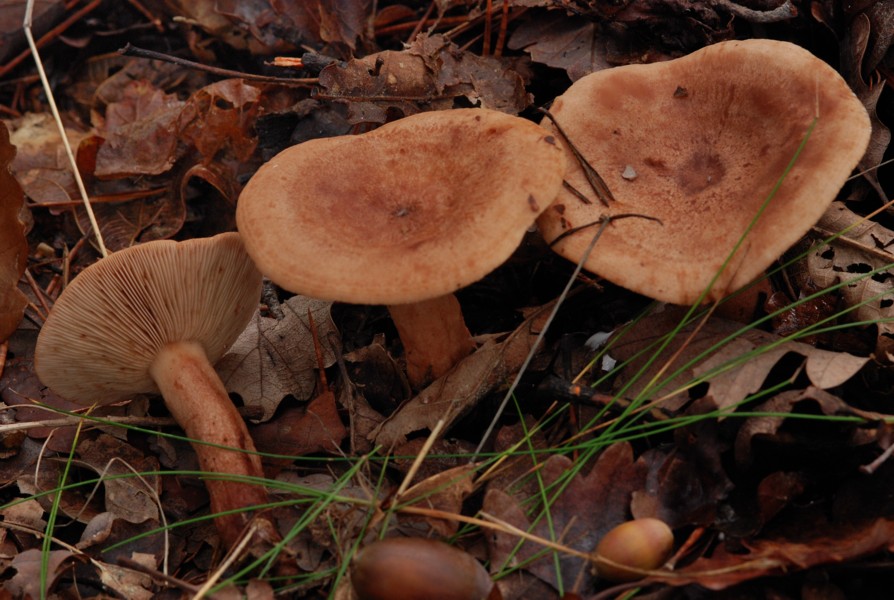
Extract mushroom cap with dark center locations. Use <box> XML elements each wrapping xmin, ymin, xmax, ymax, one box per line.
<box><xmin>537</xmin><ymin>39</ymin><xmax>871</xmax><ymax>304</ymax></box>
<box><xmin>236</xmin><ymin>108</ymin><xmax>566</xmax><ymax>305</ymax></box>
<box><xmin>35</xmin><ymin>232</ymin><xmax>262</xmax><ymax>404</ymax></box>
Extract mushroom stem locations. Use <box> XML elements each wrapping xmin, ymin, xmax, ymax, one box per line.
<box><xmin>387</xmin><ymin>295</ymin><xmax>475</xmax><ymax>389</ymax></box>
<box><xmin>149</xmin><ymin>340</ymin><xmax>268</xmax><ymax>546</ymax></box>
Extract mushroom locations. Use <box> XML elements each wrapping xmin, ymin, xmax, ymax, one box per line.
<box><xmin>537</xmin><ymin>39</ymin><xmax>871</xmax><ymax>305</ymax></box>
<box><xmin>236</xmin><ymin>108</ymin><xmax>566</xmax><ymax>388</ymax></box>
<box><xmin>35</xmin><ymin>232</ymin><xmax>267</xmax><ymax>547</ymax></box>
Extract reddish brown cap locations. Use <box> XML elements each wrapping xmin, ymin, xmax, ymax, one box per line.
<box><xmin>35</xmin><ymin>232</ymin><xmax>262</xmax><ymax>404</ymax></box>
<box><xmin>538</xmin><ymin>39</ymin><xmax>871</xmax><ymax>304</ymax></box>
<box><xmin>236</xmin><ymin>108</ymin><xmax>566</xmax><ymax>304</ymax></box>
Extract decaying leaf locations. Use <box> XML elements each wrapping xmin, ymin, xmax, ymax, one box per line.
<box><xmin>807</xmin><ymin>202</ymin><xmax>894</xmax><ymax>358</ymax></box>
<box><xmin>4</xmin><ymin>549</ymin><xmax>85</xmax><ymax>598</ymax></box>
<box><xmin>251</xmin><ymin>389</ymin><xmax>347</xmax><ymax>460</ymax></box>
<box><xmin>397</xmin><ymin>464</ymin><xmax>476</xmax><ymax>537</ymax></box>
<box><xmin>508</xmin><ymin>13</ymin><xmax>609</xmax><ymax>81</ymax></box>
<box><xmin>94</xmin><ymin>79</ymin><xmax>186</xmax><ymax>177</ymax></box>
<box><xmin>6</xmin><ymin>112</ymin><xmax>83</xmax><ymax>206</ymax></box>
<box><xmin>610</xmin><ymin>307</ymin><xmax>869</xmax><ymax>412</ymax></box>
<box><xmin>217</xmin><ymin>296</ymin><xmax>338</xmax><ymax>421</ymax></box>
<box><xmin>0</xmin><ymin>121</ymin><xmax>27</xmax><ymax>341</ymax></box>
<box><xmin>179</xmin><ymin>79</ymin><xmax>261</xmax><ymax>164</ymax></box>
<box><xmin>317</xmin><ymin>33</ymin><xmax>529</xmax><ymax>124</ymax></box>
<box><xmin>485</xmin><ymin>443</ymin><xmax>645</xmax><ymax>591</ymax></box>
<box><xmin>75</xmin><ymin>434</ymin><xmax>161</xmax><ymax>524</ymax></box>
<box><xmin>734</xmin><ymin>386</ymin><xmax>888</xmax><ymax>468</ymax></box>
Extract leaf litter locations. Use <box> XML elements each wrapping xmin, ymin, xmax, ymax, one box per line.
<box><xmin>0</xmin><ymin>1</ymin><xmax>893</xmax><ymax>598</ymax></box>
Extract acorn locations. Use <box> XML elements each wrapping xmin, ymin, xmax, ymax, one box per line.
<box><xmin>351</xmin><ymin>537</ymin><xmax>494</xmax><ymax>600</ymax></box>
<box><xmin>592</xmin><ymin>518</ymin><xmax>674</xmax><ymax>582</ymax></box>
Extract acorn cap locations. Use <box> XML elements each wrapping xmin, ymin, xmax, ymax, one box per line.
<box><xmin>537</xmin><ymin>39</ymin><xmax>871</xmax><ymax>304</ymax></box>
<box><xmin>236</xmin><ymin>108</ymin><xmax>566</xmax><ymax>305</ymax></box>
<box><xmin>35</xmin><ymin>232</ymin><xmax>262</xmax><ymax>404</ymax></box>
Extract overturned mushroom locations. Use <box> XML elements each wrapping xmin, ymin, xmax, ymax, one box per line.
<box><xmin>538</xmin><ymin>39</ymin><xmax>871</xmax><ymax>304</ymax></box>
<box><xmin>237</xmin><ymin>108</ymin><xmax>566</xmax><ymax>388</ymax></box>
<box><xmin>35</xmin><ymin>233</ymin><xmax>267</xmax><ymax>547</ymax></box>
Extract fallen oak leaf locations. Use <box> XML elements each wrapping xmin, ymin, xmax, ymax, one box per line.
<box><xmin>733</xmin><ymin>386</ymin><xmax>888</xmax><ymax>468</ymax></box>
<box><xmin>217</xmin><ymin>296</ymin><xmax>338</xmax><ymax>422</ymax></box>
<box><xmin>484</xmin><ymin>443</ymin><xmax>645</xmax><ymax>591</ymax></box>
<box><xmin>610</xmin><ymin>307</ymin><xmax>869</xmax><ymax>413</ymax></box>
<box><xmin>807</xmin><ymin>201</ymin><xmax>894</xmax><ymax>358</ymax></box>
<box><xmin>250</xmin><ymin>388</ymin><xmax>347</xmax><ymax>462</ymax></box>
<box><xmin>656</xmin><ymin>517</ymin><xmax>894</xmax><ymax>590</ymax></box>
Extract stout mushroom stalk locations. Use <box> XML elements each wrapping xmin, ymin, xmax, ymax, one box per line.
<box><xmin>150</xmin><ymin>340</ymin><xmax>267</xmax><ymax>540</ymax></box>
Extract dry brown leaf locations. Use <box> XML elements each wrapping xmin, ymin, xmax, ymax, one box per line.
<box><xmin>73</xmin><ymin>189</ymin><xmax>185</xmax><ymax>252</ymax></box>
<box><xmin>217</xmin><ymin>296</ymin><xmax>338</xmax><ymax>421</ymax></box>
<box><xmin>807</xmin><ymin>201</ymin><xmax>894</xmax><ymax>357</ymax></box>
<box><xmin>6</xmin><ymin>112</ymin><xmax>84</xmax><ymax>207</ymax></box>
<box><xmin>398</xmin><ymin>464</ymin><xmax>476</xmax><ymax>537</ymax></box>
<box><xmin>630</xmin><ymin>408</ymin><xmax>733</xmax><ymax>528</ymax></box>
<box><xmin>75</xmin><ymin>434</ymin><xmax>161</xmax><ymax>524</ymax></box>
<box><xmin>95</xmin><ymin>560</ymin><xmax>154</xmax><ymax>600</ymax></box>
<box><xmin>251</xmin><ymin>389</ymin><xmax>346</xmax><ymax>460</ymax></box>
<box><xmin>0</xmin><ymin>0</ymin><xmax>61</xmax><ymax>63</ymax></box>
<box><xmin>0</xmin><ymin>121</ymin><xmax>27</xmax><ymax>342</ymax></box>
<box><xmin>842</xmin><ymin>13</ymin><xmax>891</xmax><ymax>200</ymax></box>
<box><xmin>610</xmin><ymin>307</ymin><xmax>869</xmax><ymax>412</ymax></box>
<box><xmin>5</xmin><ymin>549</ymin><xmax>85</xmax><ymax>598</ymax></box>
<box><xmin>661</xmin><ymin>517</ymin><xmax>894</xmax><ymax>590</ymax></box>
<box><xmin>179</xmin><ymin>79</ymin><xmax>261</xmax><ymax>164</ymax></box>
<box><xmin>733</xmin><ymin>386</ymin><xmax>889</xmax><ymax>468</ymax></box>
<box><xmin>508</xmin><ymin>13</ymin><xmax>609</xmax><ymax>81</ymax></box>
<box><xmin>94</xmin><ymin>79</ymin><xmax>186</xmax><ymax>177</ymax></box>
<box><xmin>484</xmin><ymin>443</ymin><xmax>645</xmax><ymax>591</ymax></box>
<box><xmin>317</xmin><ymin>33</ymin><xmax>529</xmax><ymax>124</ymax></box>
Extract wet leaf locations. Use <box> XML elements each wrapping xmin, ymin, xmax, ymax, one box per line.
<box><xmin>217</xmin><ymin>296</ymin><xmax>339</xmax><ymax>421</ymax></box>
<box><xmin>0</xmin><ymin>121</ymin><xmax>27</xmax><ymax>341</ymax></box>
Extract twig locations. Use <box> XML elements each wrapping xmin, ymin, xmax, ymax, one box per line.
<box><xmin>539</xmin><ymin>108</ymin><xmax>615</xmax><ymax>206</ymax></box>
<box><xmin>118</xmin><ymin>43</ymin><xmax>318</xmax><ymax>86</ymax></box>
<box><xmin>24</xmin><ymin>0</ymin><xmax>108</xmax><ymax>257</ymax></box>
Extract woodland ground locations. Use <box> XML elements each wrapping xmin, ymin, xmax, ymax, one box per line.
<box><xmin>2</xmin><ymin>1</ymin><xmax>894</xmax><ymax>599</ymax></box>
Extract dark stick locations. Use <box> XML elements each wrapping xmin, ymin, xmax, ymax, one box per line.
<box><xmin>118</xmin><ymin>43</ymin><xmax>317</xmax><ymax>86</ymax></box>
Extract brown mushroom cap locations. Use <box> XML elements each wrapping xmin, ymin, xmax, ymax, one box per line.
<box><xmin>236</xmin><ymin>108</ymin><xmax>566</xmax><ymax>304</ymax></box>
<box><xmin>537</xmin><ymin>39</ymin><xmax>871</xmax><ymax>304</ymax></box>
<box><xmin>35</xmin><ymin>232</ymin><xmax>262</xmax><ymax>404</ymax></box>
